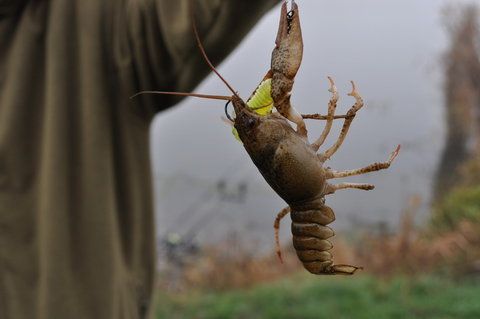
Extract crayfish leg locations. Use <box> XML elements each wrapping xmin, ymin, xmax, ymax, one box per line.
<box><xmin>274</xmin><ymin>206</ymin><xmax>291</xmax><ymax>263</ymax></box>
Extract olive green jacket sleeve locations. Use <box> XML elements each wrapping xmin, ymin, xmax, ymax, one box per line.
<box><xmin>0</xmin><ymin>1</ymin><xmax>277</xmax><ymax>319</ymax></box>
<box><xmin>118</xmin><ymin>0</ymin><xmax>279</xmax><ymax>116</ymax></box>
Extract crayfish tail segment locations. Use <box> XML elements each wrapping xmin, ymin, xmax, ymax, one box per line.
<box><xmin>329</xmin><ymin>264</ymin><xmax>363</xmax><ymax>275</ymax></box>
<box><xmin>302</xmin><ymin>261</ymin><xmax>362</xmax><ymax>276</ymax></box>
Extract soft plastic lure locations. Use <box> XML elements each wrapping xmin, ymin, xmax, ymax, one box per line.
<box><xmin>231</xmin><ymin>76</ymin><xmax>274</xmax><ymax>140</ymax></box>
<box><xmin>246</xmin><ymin>77</ymin><xmax>274</xmax><ymax>115</ymax></box>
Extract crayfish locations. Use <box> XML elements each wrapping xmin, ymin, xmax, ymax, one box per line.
<box><xmin>134</xmin><ymin>0</ymin><xmax>399</xmax><ymax>275</ymax></box>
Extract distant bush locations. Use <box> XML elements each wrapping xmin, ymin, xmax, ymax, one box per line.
<box><xmin>459</xmin><ymin>156</ymin><xmax>480</xmax><ymax>188</ymax></box>
<box><xmin>431</xmin><ymin>185</ymin><xmax>480</xmax><ymax>232</ymax></box>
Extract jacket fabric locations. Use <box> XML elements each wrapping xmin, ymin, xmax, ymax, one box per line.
<box><xmin>0</xmin><ymin>0</ymin><xmax>276</xmax><ymax>318</ymax></box>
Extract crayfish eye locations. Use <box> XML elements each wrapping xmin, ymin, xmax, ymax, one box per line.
<box><xmin>287</xmin><ymin>10</ymin><xmax>294</xmax><ymax>20</ymax></box>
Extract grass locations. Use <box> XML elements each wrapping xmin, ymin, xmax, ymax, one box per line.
<box><xmin>155</xmin><ymin>273</ymin><xmax>480</xmax><ymax>319</ymax></box>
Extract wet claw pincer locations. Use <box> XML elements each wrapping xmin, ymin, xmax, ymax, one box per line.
<box><xmin>270</xmin><ymin>0</ymin><xmax>307</xmax><ymax>137</ymax></box>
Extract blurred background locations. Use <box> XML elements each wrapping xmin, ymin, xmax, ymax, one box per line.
<box><xmin>152</xmin><ymin>1</ymin><xmax>480</xmax><ymax>318</ymax></box>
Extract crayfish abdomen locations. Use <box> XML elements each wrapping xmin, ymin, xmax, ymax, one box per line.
<box><xmin>290</xmin><ymin>201</ymin><xmax>361</xmax><ymax>275</ymax></box>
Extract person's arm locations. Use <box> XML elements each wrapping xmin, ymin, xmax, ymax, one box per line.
<box><xmin>120</xmin><ymin>0</ymin><xmax>278</xmax><ymax>112</ymax></box>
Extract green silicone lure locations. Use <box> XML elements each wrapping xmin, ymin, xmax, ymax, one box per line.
<box><xmin>232</xmin><ymin>77</ymin><xmax>274</xmax><ymax>140</ymax></box>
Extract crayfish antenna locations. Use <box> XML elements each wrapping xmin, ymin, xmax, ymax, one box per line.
<box><xmin>130</xmin><ymin>91</ymin><xmax>231</xmax><ymax>101</ymax></box>
<box><xmin>190</xmin><ymin>0</ymin><xmax>239</xmax><ymax>98</ymax></box>
<box><xmin>131</xmin><ymin>1</ymin><xmax>240</xmax><ymax>103</ymax></box>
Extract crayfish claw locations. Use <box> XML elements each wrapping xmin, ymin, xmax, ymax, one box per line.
<box><xmin>346</xmin><ymin>81</ymin><xmax>364</xmax><ymax>113</ymax></box>
<box><xmin>271</xmin><ymin>0</ymin><xmax>305</xmax><ymax>135</ymax></box>
<box><xmin>347</xmin><ymin>81</ymin><xmax>358</xmax><ymax>97</ymax></box>
<box><xmin>275</xmin><ymin>1</ymin><xmax>288</xmax><ymax>47</ymax></box>
<box><xmin>327</xmin><ymin>76</ymin><xmax>337</xmax><ymax>95</ymax></box>
<box><xmin>272</xmin><ymin>0</ymin><xmax>303</xmax><ymax>78</ymax></box>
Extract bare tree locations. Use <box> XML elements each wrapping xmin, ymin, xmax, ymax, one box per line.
<box><xmin>435</xmin><ymin>5</ymin><xmax>480</xmax><ymax>199</ymax></box>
